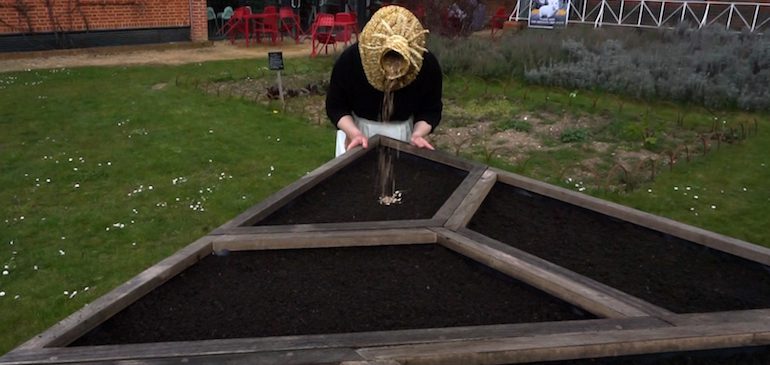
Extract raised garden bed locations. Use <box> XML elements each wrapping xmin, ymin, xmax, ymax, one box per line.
<box><xmin>257</xmin><ymin>147</ymin><xmax>468</xmax><ymax>225</ymax></box>
<box><xmin>467</xmin><ymin>182</ymin><xmax>770</xmax><ymax>313</ymax></box>
<box><xmin>71</xmin><ymin>244</ymin><xmax>592</xmax><ymax>346</ymax></box>
<box><xmin>6</xmin><ymin>139</ymin><xmax>770</xmax><ymax>365</ymax></box>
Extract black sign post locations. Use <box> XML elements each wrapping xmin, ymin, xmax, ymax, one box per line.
<box><xmin>268</xmin><ymin>52</ymin><xmax>285</xmax><ymax>108</ymax></box>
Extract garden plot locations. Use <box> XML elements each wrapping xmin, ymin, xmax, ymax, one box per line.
<box><xmin>72</xmin><ymin>244</ymin><xmax>592</xmax><ymax>346</ymax></box>
<box><xmin>256</xmin><ymin>147</ymin><xmax>468</xmax><ymax>225</ymax></box>
<box><xmin>3</xmin><ymin>137</ymin><xmax>770</xmax><ymax>365</ymax></box>
<box><xmin>467</xmin><ymin>180</ymin><xmax>770</xmax><ymax>313</ymax></box>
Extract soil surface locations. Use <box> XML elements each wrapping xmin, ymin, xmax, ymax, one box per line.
<box><xmin>72</xmin><ymin>244</ymin><xmax>592</xmax><ymax>345</ymax></box>
<box><xmin>257</xmin><ymin>147</ymin><xmax>468</xmax><ymax>225</ymax></box>
<box><xmin>468</xmin><ymin>182</ymin><xmax>770</xmax><ymax>313</ymax></box>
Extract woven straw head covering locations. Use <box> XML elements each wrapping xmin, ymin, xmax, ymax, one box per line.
<box><xmin>359</xmin><ymin>5</ymin><xmax>429</xmax><ymax>92</ymax></box>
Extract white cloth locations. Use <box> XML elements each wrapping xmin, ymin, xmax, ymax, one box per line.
<box><xmin>334</xmin><ymin>114</ymin><xmax>413</xmax><ymax>157</ymax></box>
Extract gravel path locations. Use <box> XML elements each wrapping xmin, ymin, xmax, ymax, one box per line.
<box><xmin>0</xmin><ymin>39</ymin><xmax>318</xmax><ymax>72</ymax></box>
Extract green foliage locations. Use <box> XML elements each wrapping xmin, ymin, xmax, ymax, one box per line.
<box><xmin>560</xmin><ymin>127</ymin><xmax>590</xmax><ymax>143</ymax></box>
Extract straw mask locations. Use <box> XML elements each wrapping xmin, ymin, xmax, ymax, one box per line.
<box><xmin>359</xmin><ymin>6</ymin><xmax>429</xmax><ymax>92</ymax></box>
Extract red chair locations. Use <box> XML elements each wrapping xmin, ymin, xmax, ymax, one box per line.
<box><xmin>254</xmin><ymin>12</ymin><xmax>281</xmax><ymax>45</ymax></box>
<box><xmin>279</xmin><ymin>6</ymin><xmax>304</xmax><ymax>44</ymax></box>
<box><xmin>263</xmin><ymin>5</ymin><xmax>277</xmax><ymax>14</ymax></box>
<box><xmin>334</xmin><ymin>12</ymin><xmax>358</xmax><ymax>47</ymax></box>
<box><xmin>224</xmin><ymin>7</ymin><xmax>252</xmax><ymax>46</ymax></box>
<box><xmin>490</xmin><ymin>7</ymin><xmax>508</xmax><ymax>38</ymax></box>
<box><xmin>311</xmin><ymin>13</ymin><xmax>336</xmax><ymax>57</ymax></box>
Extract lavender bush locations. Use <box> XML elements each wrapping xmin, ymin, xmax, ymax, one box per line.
<box><xmin>430</xmin><ymin>25</ymin><xmax>770</xmax><ymax>111</ymax></box>
<box><xmin>524</xmin><ymin>26</ymin><xmax>770</xmax><ymax>111</ymax></box>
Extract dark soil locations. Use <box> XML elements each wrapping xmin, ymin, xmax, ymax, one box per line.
<box><xmin>522</xmin><ymin>345</ymin><xmax>770</xmax><ymax>364</ymax></box>
<box><xmin>467</xmin><ymin>183</ymin><xmax>770</xmax><ymax>313</ymax></box>
<box><xmin>71</xmin><ymin>244</ymin><xmax>593</xmax><ymax>346</ymax></box>
<box><xmin>256</xmin><ymin>147</ymin><xmax>468</xmax><ymax>225</ymax></box>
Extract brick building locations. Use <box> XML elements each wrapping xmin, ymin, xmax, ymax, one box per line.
<box><xmin>0</xmin><ymin>0</ymin><xmax>514</xmax><ymax>52</ymax></box>
<box><xmin>0</xmin><ymin>0</ymin><xmax>209</xmax><ymax>52</ymax></box>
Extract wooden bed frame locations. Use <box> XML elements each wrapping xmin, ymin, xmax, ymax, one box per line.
<box><xmin>4</xmin><ymin>137</ymin><xmax>770</xmax><ymax>365</ymax></box>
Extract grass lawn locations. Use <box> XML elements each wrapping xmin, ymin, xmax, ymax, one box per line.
<box><xmin>0</xmin><ymin>58</ymin><xmax>334</xmax><ymax>353</ymax></box>
<box><xmin>1</xmin><ymin>52</ymin><xmax>768</xmax><ymax>355</ymax></box>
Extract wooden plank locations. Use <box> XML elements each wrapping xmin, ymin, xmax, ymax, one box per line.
<box><xmin>12</xmin><ymin>236</ymin><xmax>214</xmax><ymax>350</ymax></box>
<box><xmin>156</xmin><ymin>348</ymin><xmax>362</xmax><ymax>365</ymax></box>
<box><xmin>494</xmin><ymin>168</ymin><xmax>770</xmax><ymax>266</ymax></box>
<box><xmin>455</xmin><ymin>227</ymin><xmax>674</xmax><ymax>317</ymax></box>
<box><xmin>661</xmin><ymin>309</ymin><xmax>770</xmax><ymax>327</ymax></box>
<box><xmin>83</xmin><ymin>348</ymin><xmax>363</xmax><ymax>365</ymax></box>
<box><xmin>444</xmin><ymin>169</ymin><xmax>497</xmax><ymax>230</ymax></box>
<box><xmin>378</xmin><ymin>136</ymin><xmax>481</xmax><ymax>172</ymax></box>
<box><xmin>434</xmin><ymin>227</ymin><xmax>670</xmax><ymax>318</ymax></box>
<box><xmin>211</xmin><ymin>228</ymin><xmax>437</xmax><ymax>252</ymax></box>
<box><xmin>216</xmin><ymin>219</ymin><xmax>443</xmax><ymax>235</ymax></box>
<box><xmin>166</xmin><ymin>348</ymin><xmax>363</xmax><ymax>365</ymax></box>
<box><xmin>211</xmin><ymin>137</ymin><xmax>381</xmax><ymax>233</ymax></box>
<box><xmin>356</xmin><ymin>321</ymin><xmax>770</xmax><ymax>365</ymax></box>
<box><xmin>0</xmin><ymin>317</ymin><xmax>668</xmax><ymax>364</ymax></box>
<box><xmin>432</xmin><ymin>166</ymin><xmax>486</xmax><ymax>222</ymax></box>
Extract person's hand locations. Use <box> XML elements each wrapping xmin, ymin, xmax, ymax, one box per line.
<box><xmin>410</xmin><ymin>135</ymin><xmax>435</xmax><ymax>150</ymax></box>
<box><xmin>411</xmin><ymin>121</ymin><xmax>435</xmax><ymax>150</ymax></box>
<box><xmin>346</xmin><ymin>132</ymin><xmax>369</xmax><ymax>151</ymax></box>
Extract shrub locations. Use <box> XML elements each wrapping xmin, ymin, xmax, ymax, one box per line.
<box><xmin>560</xmin><ymin>127</ymin><xmax>590</xmax><ymax>143</ymax></box>
<box><xmin>523</xmin><ymin>26</ymin><xmax>770</xmax><ymax>111</ymax></box>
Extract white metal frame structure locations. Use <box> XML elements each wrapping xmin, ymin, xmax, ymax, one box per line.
<box><xmin>510</xmin><ymin>0</ymin><xmax>770</xmax><ymax>33</ymax></box>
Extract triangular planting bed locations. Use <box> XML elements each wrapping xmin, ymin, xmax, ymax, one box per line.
<box><xmin>71</xmin><ymin>244</ymin><xmax>594</xmax><ymax>346</ymax></box>
<box><xmin>212</xmin><ymin>136</ymin><xmax>485</xmax><ymax>235</ymax></box>
<box><xmin>3</xmin><ymin>137</ymin><xmax>770</xmax><ymax>365</ymax></box>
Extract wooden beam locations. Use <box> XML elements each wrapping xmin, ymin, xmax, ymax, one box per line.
<box><xmin>432</xmin><ymin>166</ymin><xmax>486</xmax><ymax>222</ymax></box>
<box><xmin>216</xmin><ymin>219</ymin><xmax>443</xmax><ymax>235</ymax></box>
<box><xmin>434</xmin><ymin>228</ymin><xmax>671</xmax><ymax>318</ymax></box>
<box><xmin>378</xmin><ymin>137</ymin><xmax>481</xmax><ymax>172</ymax></box>
<box><xmin>444</xmin><ymin>169</ymin><xmax>497</xmax><ymax>230</ymax></box>
<box><xmin>356</xmin><ymin>321</ymin><xmax>770</xmax><ymax>364</ymax></box>
<box><xmin>455</xmin><ymin>227</ymin><xmax>674</xmax><ymax>317</ymax></box>
<box><xmin>0</xmin><ymin>317</ymin><xmax>668</xmax><ymax>364</ymax></box>
<box><xmin>13</xmin><ymin>236</ymin><xmax>214</xmax><ymax>350</ymax></box>
<box><xmin>211</xmin><ymin>228</ymin><xmax>438</xmax><ymax>252</ymax></box>
<box><xmin>100</xmin><ymin>348</ymin><xmax>363</xmax><ymax>365</ymax></box>
<box><xmin>211</xmin><ymin>137</ymin><xmax>381</xmax><ymax>233</ymax></box>
<box><xmin>660</xmin><ymin>309</ymin><xmax>770</xmax><ymax>327</ymax></box>
<box><xmin>494</xmin><ymin>168</ymin><xmax>770</xmax><ymax>266</ymax></box>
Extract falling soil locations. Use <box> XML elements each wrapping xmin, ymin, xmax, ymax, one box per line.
<box><xmin>468</xmin><ymin>182</ymin><xmax>770</xmax><ymax>313</ymax></box>
<box><xmin>377</xmin><ymin>147</ymin><xmax>398</xmax><ymax>203</ymax></box>
<box><xmin>256</xmin><ymin>147</ymin><xmax>468</xmax><ymax>225</ymax></box>
<box><xmin>377</xmin><ymin>77</ymin><xmax>398</xmax><ymax>202</ymax></box>
<box><xmin>71</xmin><ymin>244</ymin><xmax>593</xmax><ymax>345</ymax></box>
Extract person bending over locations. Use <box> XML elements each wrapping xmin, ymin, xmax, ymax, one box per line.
<box><xmin>326</xmin><ymin>5</ymin><xmax>443</xmax><ymax>155</ymax></box>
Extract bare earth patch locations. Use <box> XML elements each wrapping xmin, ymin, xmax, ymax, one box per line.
<box><xmin>0</xmin><ymin>40</ymin><xmax>316</xmax><ymax>73</ymax></box>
